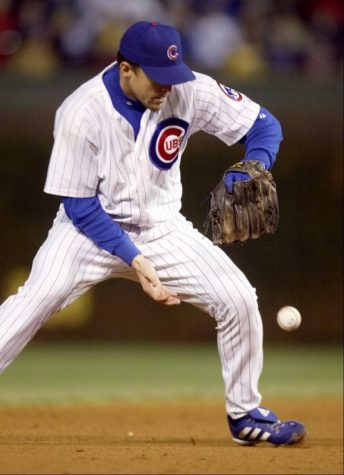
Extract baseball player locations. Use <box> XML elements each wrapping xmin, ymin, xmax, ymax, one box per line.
<box><xmin>0</xmin><ymin>21</ymin><xmax>306</xmax><ymax>446</ymax></box>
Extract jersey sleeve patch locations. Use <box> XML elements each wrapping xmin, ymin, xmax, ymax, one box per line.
<box><xmin>217</xmin><ymin>82</ymin><xmax>243</xmax><ymax>102</ymax></box>
<box><xmin>149</xmin><ymin>118</ymin><xmax>189</xmax><ymax>170</ymax></box>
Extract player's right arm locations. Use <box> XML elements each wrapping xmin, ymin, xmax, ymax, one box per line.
<box><xmin>63</xmin><ymin>196</ymin><xmax>180</xmax><ymax>305</ymax></box>
<box><xmin>131</xmin><ymin>255</ymin><xmax>180</xmax><ymax>306</ymax></box>
<box><xmin>45</xmin><ymin>95</ymin><xmax>179</xmax><ymax>305</ymax></box>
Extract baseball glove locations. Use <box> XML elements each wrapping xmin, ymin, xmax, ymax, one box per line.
<box><xmin>204</xmin><ymin>160</ymin><xmax>279</xmax><ymax>245</ymax></box>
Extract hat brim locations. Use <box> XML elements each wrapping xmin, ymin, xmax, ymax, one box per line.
<box><xmin>142</xmin><ymin>62</ymin><xmax>196</xmax><ymax>85</ymax></box>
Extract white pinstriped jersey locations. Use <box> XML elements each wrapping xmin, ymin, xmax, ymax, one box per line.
<box><xmin>44</xmin><ymin>63</ymin><xmax>260</xmax><ymax>242</ymax></box>
<box><xmin>1</xmin><ymin>65</ymin><xmax>265</xmax><ymax>417</ymax></box>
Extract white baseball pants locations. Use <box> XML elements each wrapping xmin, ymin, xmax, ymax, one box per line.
<box><xmin>0</xmin><ymin>208</ymin><xmax>263</xmax><ymax>417</ymax></box>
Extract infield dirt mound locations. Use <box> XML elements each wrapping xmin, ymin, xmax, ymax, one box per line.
<box><xmin>0</xmin><ymin>398</ymin><xmax>342</xmax><ymax>474</ymax></box>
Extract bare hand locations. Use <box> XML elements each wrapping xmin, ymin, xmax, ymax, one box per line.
<box><xmin>131</xmin><ymin>255</ymin><xmax>180</xmax><ymax>306</ymax></box>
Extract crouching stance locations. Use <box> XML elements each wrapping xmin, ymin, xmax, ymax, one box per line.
<box><xmin>0</xmin><ymin>21</ymin><xmax>305</xmax><ymax>445</ymax></box>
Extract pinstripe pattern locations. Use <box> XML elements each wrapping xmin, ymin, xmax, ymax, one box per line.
<box><xmin>141</xmin><ymin>225</ymin><xmax>263</xmax><ymax>416</ymax></box>
<box><xmin>0</xmin><ymin>212</ymin><xmax>262</xmax><ymax>416</ymax></box>
<box><xmin>44</xmin><ymin>65</ymin><xmax>259</xmax><ymax>243</ymax></box>
<box><xmin>0</xmin><ymin>207</ymin><xmax>131</xmax><ymax>373</ymax></box>
<box><xmin>0</xmin><ymin>65</ymin><xmax>263</xmax><ymax>418</ymax></box>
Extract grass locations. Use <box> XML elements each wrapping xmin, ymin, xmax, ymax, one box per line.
<box><xmin>0</xmin><ymin>342</ymin><xmax>342</xmax><ymax>406</ymax></box>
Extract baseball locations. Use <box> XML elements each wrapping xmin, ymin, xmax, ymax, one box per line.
<box><xmin>277</xmin><ymin>306</ymin><xmax>301</xmax><ymax>331</ymax></box>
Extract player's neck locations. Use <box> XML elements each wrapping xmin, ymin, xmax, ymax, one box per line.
<box><xmin>119</xmin><ymin>76</ymin><xmax>138</xmax><ymax>103</ymax></box>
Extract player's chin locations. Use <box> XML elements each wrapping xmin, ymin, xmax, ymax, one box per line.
<box><xmin>147</xmin><ymin>104</ymin><xmax>163</xmax><ymax>112</ymax></box>
<box><xmin>147</xmin><ymin>98</ymin><xmax>166</xmax><ymax>111</ymax></box>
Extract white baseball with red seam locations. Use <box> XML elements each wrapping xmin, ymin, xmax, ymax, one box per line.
<box><xmin>277</xmin><ymin>306</ymin><xmax>301</xmax><ymax>331</ymax></box>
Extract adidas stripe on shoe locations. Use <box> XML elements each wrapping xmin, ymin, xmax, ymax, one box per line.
<box><xmin>227</xmin><ymin>407</ymin><xmax>306</xmax><ymax>446</ymax></box>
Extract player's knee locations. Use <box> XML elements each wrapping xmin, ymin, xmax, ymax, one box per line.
<box><xmin>209</xmin><ymin>286</ymin><xmax>259</xmax><ymax>331</ymax></box>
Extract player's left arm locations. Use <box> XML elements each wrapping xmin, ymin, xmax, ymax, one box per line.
<box><xmin>224</xmin><ymin>107</ymin><xmax>283</xmax><ymax>192</ymax></box>
<box><xmin>240</xmin><ymin>107</ymin><xmax>283</xmax><ymax>170</ymax></box>
<box><xmin>191</xmin><ymin>75</ymin><xmax>282</xmax><ymax>192</ymax></box>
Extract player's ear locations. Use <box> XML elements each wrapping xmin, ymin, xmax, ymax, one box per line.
<box><xmin>119</xmin><ymin>61</ymin><xmax>135</xmax><ymax>77</ymax></box>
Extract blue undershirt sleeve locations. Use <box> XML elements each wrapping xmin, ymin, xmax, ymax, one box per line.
<box><xmin>240</xmin><ymin>106</ymin><xmax>283</xmax><ymax>169</ymax></box>
<box><xmin>62</xmin><ymin>196</ymin><xmax>141</xmax><ymax>266</ymax></box>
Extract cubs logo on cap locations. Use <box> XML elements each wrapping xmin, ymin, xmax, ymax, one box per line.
<box><xmin>167</xmin><ymin>44</ymin><xmax>179</xmax><ymax>61</ymax></box>
<box><xmin>118</xmin><ymin>21</ymin><xmax>195</xmax><ymax>85</ymax></box>
<box><xmin>149</xmin><ymin>118</ymin><xmax>189</xmax><ymax>170</ymax></box>
<box><xmin>217</xmin><ymin>82</ymin><xmax>243</xmax><ymax>102</ymax></box>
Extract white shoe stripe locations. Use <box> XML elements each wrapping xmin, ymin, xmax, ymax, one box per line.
<box><xmin>260</xmin><ymin>432</ymin><xmax>271</xmax><ymax>441</ymax></box>
<box><xmin>257</xmin><ymin>408</ymin><xmax>270</xmax><ymax>417</ymax></box>
<box><xmin>249</xmin><ymin>428</ymin><xmax>262</xmax><ymax>440</ymax></box>
<box><xmin>238</xmin><ymin>427</ymin><xmax>252</xmax><ymax>438</ymax></box>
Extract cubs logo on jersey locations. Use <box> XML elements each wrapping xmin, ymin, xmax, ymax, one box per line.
<box><xmin>217</xmin><ymin>82</ymin><xmax>243</xmax><ymax>102</ymax></box>
<box><xmin>149</xmin><ymin>118</ymin><xmax>189</xmax><ymax>170</ymax></box>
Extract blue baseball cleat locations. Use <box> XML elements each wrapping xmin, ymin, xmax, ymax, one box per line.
<box><xmin>227</xmin><ymin>407</ymin><xmax>306</xmax><ymax>446</ymax></box>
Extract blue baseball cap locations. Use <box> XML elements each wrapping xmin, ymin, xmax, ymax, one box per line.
<box><xmin>119</xmin><ymin>21</ymin><xmax>196</xmax><ymax>85</ymax></box>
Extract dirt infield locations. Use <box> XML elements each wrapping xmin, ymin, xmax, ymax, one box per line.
<box><xmin>0</xmin><ymin>398</ymin><xmax>342</xmax><ymax>474</ymax></box>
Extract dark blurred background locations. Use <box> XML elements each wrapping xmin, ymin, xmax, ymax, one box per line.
<box><xmin>0</xmin><ymin>0</ymin><xmax>343</xmax><ymax>344</ymax></box>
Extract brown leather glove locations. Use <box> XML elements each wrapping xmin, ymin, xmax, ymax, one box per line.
<box><xmin>204</xmin><ymin>161</ymin><xmax>279</xmax><ymax>245</ymax></box>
